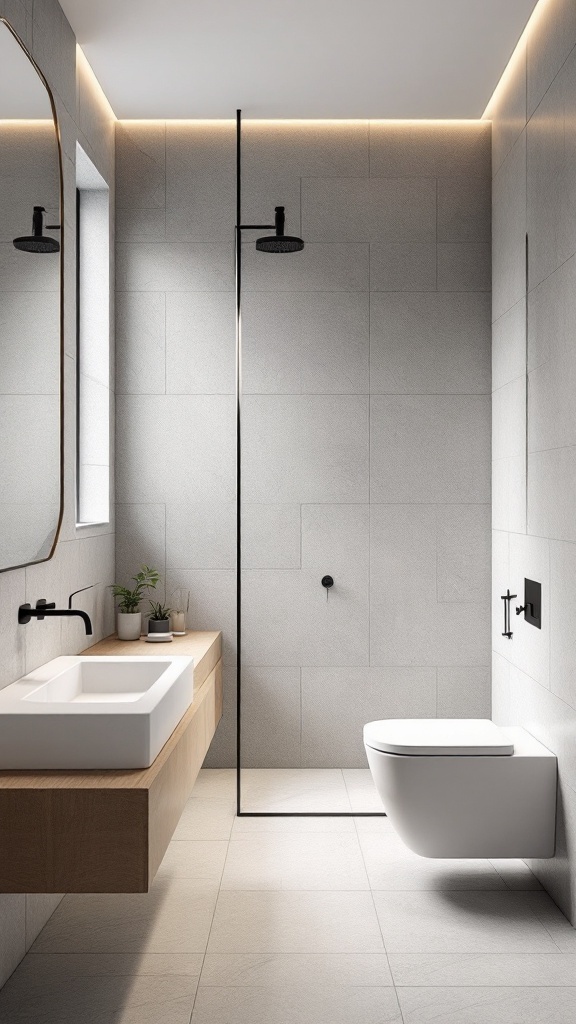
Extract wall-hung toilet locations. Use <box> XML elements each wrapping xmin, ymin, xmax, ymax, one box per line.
<box><xmin>364</xmin><ymin>719</ymin><xmax>557</xmax><ymax>859</ymax></box>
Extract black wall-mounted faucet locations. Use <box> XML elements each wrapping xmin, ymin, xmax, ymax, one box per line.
<box><xmin>18</xmin><ymin>597</ymin><xmax>93</xmax><ymax>635</ymax></box>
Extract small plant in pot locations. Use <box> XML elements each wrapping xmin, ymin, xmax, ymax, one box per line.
<box><xmin>147</xmin><ymin>600</ymin><xmax>172</xmax><ymax>642</ymax></box>
<box><xmin>111</xmin><ymin>565</ymin><xmax>160</xmax><ymax>640</ymax></box>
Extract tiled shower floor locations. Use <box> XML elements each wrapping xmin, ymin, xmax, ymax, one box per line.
<box><xmin>1</xmin><ymin>769</ymin><xmax>576</xmax><ymax>1023</ymax></box>
<box><xmin>240</xmin><ymin>767</ymin><xmax>383</xmax><ymax>813</ymax></box>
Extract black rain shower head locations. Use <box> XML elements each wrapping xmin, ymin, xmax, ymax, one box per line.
<box><xmin>13</xmin><ymin>206</ymin><xmax>60</xmax><ymax>253</ymax></box>
<box><xmin>255</xmin><ymin>206</ymin><xmax>304</xmax><ymax>254</ymax></box>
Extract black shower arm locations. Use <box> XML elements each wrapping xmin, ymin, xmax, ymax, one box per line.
<box><xmin>236</xmin><ymin>223</ymin><xmax>276</xmax><ymax>231</ymax></box>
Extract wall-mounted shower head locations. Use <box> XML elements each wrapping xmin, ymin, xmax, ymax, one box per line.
<box><xmin>13</xmin><ymin>206</ymin><xmax>60</xmax><ymax>253</ymax></box>
<box><xmin>256</xmin><ymin>206</ymin><xmax>304</xmax><ymax>254</ymax></box>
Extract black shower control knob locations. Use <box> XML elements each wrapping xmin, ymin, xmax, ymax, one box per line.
<box><xmin>321</xmin><ymin>576</ymin><xmax>334</xmax><ymax>589</ymax></box>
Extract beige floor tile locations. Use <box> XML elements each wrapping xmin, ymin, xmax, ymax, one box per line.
<box><xmin>208</xmin><ymin>890</ymin><xmax>384</xmax><ymax>953</ymax></box>
<box><xmin>193</xmin><ymin>769</ymin><xmax>237</xmax><ymax>801</ymax></box>
<box><xmin>200</xmin><ymin>953</ymin><xmax>393</xmax><ymax>986</ymax></box>
<box><xmin>25</xmin><ymin>952</ymin><xmax>204</xmax><ymax>977</ymax></box>
<box><xmin>354</xmin><ymin>815</ymin><xmax>394</xmax><ymax>835</ymax></box>
<box><xmin>222</xmin><ymin>833</ymin><xmax>369</xmax><ymax>890</ymax></box>
<box><xmin>396</xmin><ymin>985</ymin><xmax>576</xmax><ymax>1023</ymax></box>
<box><xmin>173</xmin><ymin>798</ymin><xmax>236</xmax><ymax>841</ymax></box>
<box><xmin>240</xmin><ymin>769</ymin><xmax>352</xmax><ymax>813</ymax></box>
<box><xmin>343</xmin><ymin>769</ymin><xmax>384</xmax><ymax>812</ymax></box>
<box><xmin>490</xmin><ymin>860</ymin><xmax>543</xmax><ymax>891</ymax></box>
<box><xmin>157</xmin><ymin>840</ymin><xmax>228</xmax><ymax>881</ymax></box>
<box><xmin>359</xmin><ymin>833</ymin><xmax>507</xmax><ymax>890</ymax></box>
<box><xmin>388</xmin><ymin>952</ymin><xmax>576</xmax><ymax>986</ymax></box>
<box><xmin>191</xmin><ymin>984</ymin><xmax>402</xmax><ymax>1024</ymax></box>
<box><xmin>31</xmin><ymin>877</ymin><xmax>219</xmax><ymax>954</ymax></box>
<box><xmin>232</xmin><ymin>814</ymin><xmax>356</xmax><ymax>834</ymax></box>
<box><xmin>0</xmin><ymin>965</ymin><xmax>197</xmax><ymax>1024</ymax></box>
<box><xmin>524</xmin><ymin>891</ymin><xmax>576</xmax><ymax>952</ymax></box>
<box><xmin>373</xmin><ymin>891</ymin><xmax>561</xmax><ymax>953</ymax></box>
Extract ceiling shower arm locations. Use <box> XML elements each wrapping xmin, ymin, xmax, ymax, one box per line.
<box><xmin>237</xmin><ymin>223</ymin><xmax>276</xmax><ymax>230</ymax></box>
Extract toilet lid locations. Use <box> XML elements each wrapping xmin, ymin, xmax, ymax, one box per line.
<box><xmin>364</xmin><ymin>719</ymin><xmax>514</xmax><ymax>756</ymax></box>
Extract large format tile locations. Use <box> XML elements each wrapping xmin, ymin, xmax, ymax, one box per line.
<box><xmin>242</xmin><ymin>243</ymin><xmax>369</xmax><ymax>292</ymax></box>
<box><xmin>550</xmin><ymin>539</ymin><xmax>576</xmax><ymax>707</ymax></box>
<box><xmin>242</xmin><ymin>568</ymin><xmax>368</xmax><ymax>667</ymax></box>
<box><xmin>369</xmin><ymin>243</ymin><xmax>436</xmax><ymax>292</ymax></box>
<box><xmin>397</xmin><ymin>986</ymin><xmax>576</xmax><ymax>1023</ymax></box>
<box><xmin>241</xmin><ymin>504</ymin><xmax>301</xmax><ymax>569</ymax></box>
<box><xmin>242</xmin><ymin>394</ymin><xmax>369</xmax><ymax>504</ymax></box>
<box><xmin>492</xmin><ymin>454</ymin><xmax>526</xmax><ymax>534</ymax></box>
<box><xmin>221</xmin><ymin>833</ymin><xmax>369</xmax><ymax>890</ymax></box>
<box><xmin>528</xmin><ymin>255</ymin><xmax>576</xmax><ymax>452</ymax></box>
<box><xmin>165</xmin><ymin>292</ymin><xmax>235</xmax><ymax>395</ymax></box>
<box><xmin>165</xmin><ymin>569</ymin><xmax>236</xmax><ymax>664</ymax></box>
<box><xmin>166</xmin><ymin>122</ymin><xmax>235</xmax><ymax>242</ymax></box>
<box><xmin>157</xmin><ymin>841</ymin><xmax>228</xmax><ymax>882</ymax></box>
<box><xmin>492</xmin><ymin>133</ymin><xmax>526</xmax><ymax>321</ymax></box>
<box><xmin>370</xmin><ymin>505</ymin><xmax>490</xmax><ymax>667</ymax></box>
<box><xmin>370</xmin><ymin>395</ymin><xmax>490</xmax><ymax>504</ymax></box>
<box><xmin>232</xmin><ymin>816</ymin><xmax>356</xmax><ymax>835</ymax></box>
<box><xmin>342</xmin><ymin>769</ymin><xmax>383</xmax><ymax>813</ymax></box>
<box><xmin>492</xmin><ymin>377</ymin><xmax>526</xmax><ymax>462</ymax></box>
<box><xmin>436</xmin><ymin>242</ymin><xmax>491</xmax><ymax>291</ymax></box>
<box><xmin>165</xmin><ymin>501</ymin><xmax>236</xmax><ymax>570</ymax></box>
<box><xmin>207</xmin><ymin>890</ymin><xmax>384</xmax><ymax>953</ymax></box>
<box><xmin>31</xmin><ymin>879</ymin><xmax>220</xmax><ymax>954</ymax></box>
<box><xmin>436</xmin><ymin>666</ymin><xmax>491</xmax><ymax>718</ymax></box>
<box><xmin>116</xmin><ymin>291</ymin><xmax>166</xmax><ymax>395</ymax></box>
<box><xmin>301</xmin><ymin>667</ymin><xmax>436</xmax><ymax>767</ymax></box>
<box><xmin>116</xmin><ymin>395</ymin><xmax>235</xmax><ymax>505</ymax></box>
<box><xmin>242</xmin><ymin>292</ymin><xmax>369</xmax><ymax>394</ymax></box>
<box><xmin>388</xmin><ymin>952</ymin><xmax>576</xmax><ymax>986</ymax></box>
<box><xmin>239</xmin><ymin>769</ymin><xmax>351</xmax><ymax>814</ymax></box>
<box><xmin>0</xmin><ymin>895</ymin><xmax>25</xmax><ymax>989</ymax></box>
<box><xmin>437</xmin><ymin>177</ymin><xmax>491</xmax><ymax>243</ymax></box>
<box><xmin>369</xmin><ymin>122</ymin><xmax>490</xmax><ymax>178</ymax></box>
<box><xmin>191</xmin><ymin>985</ymin><xmax>401</xmax><ymax>1024</ymax></box>
<box><xmin>359</xmin><ymin>833</ymin><xmax>506</xmax><ymax>891</ymax></box>
<box><xmin>528</xmin><ymin>447</ymin><xmax>576</xmax><ymax>543</ymax></box>
<box><xmin>116</xmin><ymin>242</ymin><xmax>234</xmax><ymax>292</ymax></box>
<box><xmin>115</xmin><ymin>503</ymin><xmax>166</xmax><ymax>590</ymax></box>
<box><xmin>116</xmin><ymin>123</ymin><xmax>165</xmax><ymax>210</ymax></box>
<box><xmin>240</xmin><ymin>667</ymin><xmax>301</xmax><ymax>768</ymax></box>
<box><xmin>372</xmin><ymin>891</ymin><xmax>561</xmax><ymax>953</ymax></box>
<box><xmin>370</xmin><ymin>292</ymin><xmax>490</xmax><ymax>395</ymax></box>
<box><xmin>486</xmin><ymin>37</ymin><xmax>527</xmax><ymax>174</ymax></box>
<box><xmin>436</xmin><ymin>504</ymin><xmax>491</xmax><ymax>603</ymax></box>
<box><xmin>527</xmin><ymin>0</ymin><xmax>576</xmax><ymax>117</ymax></box>
<box><xmin>302</xmin><ymin>177</ymin><xmax>436</xmax><ymax>244</ymax></box>
<box><xmin>492</xmin><ymin>299</ymin><xmax>526</xmax><ymax>392</ymax></box>
<box><xmin>172</xmin><ymin>800</ymin><xmax>236</xmax><ymax>842</ymax></box>
<box><xmin>508</xmin><ymin>532</ymin><xmax>550</xmax><ymax>689</ymax></box>
<box><xmin>244</xmin><ymin>121</ymin><xmax>369</xmax><ymax>179</ymax></box>
<box><xmin>0</xmin><ymin>959</ymin><xmax>197</xmax><ymax>1024</ymax></box>
<box><xmin>200</xmin><ymin>952</ymin><xmax>392</xmax><ymax>986</ymax></box>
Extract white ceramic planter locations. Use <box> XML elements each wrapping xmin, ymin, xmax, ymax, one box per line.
<box><xmin>117</xmin><ymin>611</ymin><xmax>142</xmax><ymax>641</ymax></box>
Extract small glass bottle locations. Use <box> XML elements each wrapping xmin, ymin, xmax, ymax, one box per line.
<box><xmin>169</xmin><ymin>588</ymin><xmax>189</xmax><ymax>635</ymax></box>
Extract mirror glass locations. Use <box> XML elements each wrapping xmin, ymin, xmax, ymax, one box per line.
<box><xmin>0</xmin><ymin>21</ymin><xmax>62</xmax><ymax>571</ymax></box>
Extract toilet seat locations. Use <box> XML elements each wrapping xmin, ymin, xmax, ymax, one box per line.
<box><xmin>363</xmin><ymin>718</ymin><xmax>515</xmax><ymax>756</ymax></box>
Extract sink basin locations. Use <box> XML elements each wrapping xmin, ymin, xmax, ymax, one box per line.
<box><xmin>0</xmin><ymin>655</ymin><xmax>195</xmax><ymax>770</ymax></box>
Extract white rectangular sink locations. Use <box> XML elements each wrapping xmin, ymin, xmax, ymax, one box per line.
<box><xmin>0</xmin><ymin>655</ymin><xmax>195</xmax><ymax>770</ymax></box>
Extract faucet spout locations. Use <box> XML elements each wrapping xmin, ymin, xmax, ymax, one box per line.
<box><xmin>18</xmin><ymin>600</ymin><xmax>93</xmax><ymax>635</ymax></box>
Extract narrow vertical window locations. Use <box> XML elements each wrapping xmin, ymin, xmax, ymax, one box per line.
<box><xmin>76</xmin><ymin>145</ymin><xmax>110</xmax><ymax>525</ymax></box>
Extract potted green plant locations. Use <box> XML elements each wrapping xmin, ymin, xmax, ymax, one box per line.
<box><xmin>147</xmin><ymin>600</ymin><xmax>172</xmax><ymax>641</ymax></box>
<box><xmin>111</xmin><ymin>565</ymin><xmax>160</xmax><ymax>640</ymax></box>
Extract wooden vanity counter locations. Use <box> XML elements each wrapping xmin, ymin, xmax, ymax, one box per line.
<box><xmin>0</xmin><ymin>631</ymin><xmax>222</xmax><ymax>893</ymax></box>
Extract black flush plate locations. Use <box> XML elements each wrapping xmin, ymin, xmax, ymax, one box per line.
<box><xmin>524</xmin><ymin>578</ymin><xmax>541</xmax><ymax>629</ymax></box>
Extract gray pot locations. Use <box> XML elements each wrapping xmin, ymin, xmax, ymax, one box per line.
<box><xmin>148</xmin><ymin>618</ymin><xmax>170</xmax><ymax>634</ymax></box>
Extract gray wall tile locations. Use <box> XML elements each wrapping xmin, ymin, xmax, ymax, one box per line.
<box><xmin>166</xmin><ymin>122</ymin><xmax>235</xmax><ymax>242</ymax></box>
<box><xmin>437</xmin><ymin>666</ymin><xmax>491</xmax><ymax>717</ymax></box>
<box><xmin>436</xmin><ymin>505</ymin><xmax>491</xmax><ymax>604</ymax></box>
<box><xmin>437</xmin><ymin>177</ymin><xmax>491</xmax><ymax>242</ymax></box>
<box><xmin>204</xmin><ymin>668</ymin><xmax>237</xmax><ymax>768</ymax></box>
<box><xmin>242</xmin><ymin>292</ymin><xmax>369</xmax><ymax>394</ymax></box>
<box><xmin>492</xmin><ymin>454</ymin><xmax>527</xmax><ymax>534</ymax></box>
<box><xmin>370</xmin><ymin>395</ymin><xmax>491</xmax><ymax>503</ymax></box>
<box><xmin>240</xmin><ymin>667</ymin><xmax>301</xmax><ymax>768</ymax></box>
<box><xmin>528</xmin><ymin>447</ymin><xmax>576</xmax><ymax>543</ymax></box>
<box><xmin>436</xmin><ymin>243</ymin><xmax>491</xmax><ymax>291</ymax></box>
<box><xmin>243</xmin><ymin>395</ymin><xmax>369</xmax><ymax>504</ymax></box>
<box><xmin>492</xmin><ymin>133</ymin><xmax>526</xmax><ymax>320</ymax></box>
<box><xmin>243</xmin><ymin>121</ymin><xmax>369</xmax><ymax>178</ymax></box>
<box><xmin>527</xmin><ymin>0</ymin><xmax>576</xmax><ymax>117</ymax></box>
<box><xmin>242</xmin><ymin>504</ymin><xmax>301</xmax><ymax>570</ymax></box>
<box><xmin>115</xmin><ymin>122</ymin><xmax>165</xmax><ymax>210</ymax></box>
<box><xmin>165</xmin><ymin>569</ymin><xmax>236</xmax><ymax>666</ymax></box>
<box><xmin>528</xmin><ymin>255</ymin><xmax>576</xmax><ymax>452</ymax></box>
<box><xmin>166</xmin><ymin>292</ymin><xmax>235</xmax><ymax>395</ymax></box>
<box><xmin>115</xmin><ymin>503</ymin><xmax>166</xmax><ymax>593</ymax></box>
<box><xmin>369</xmin><ymin>243</ymin><xmax>436</xmax><ymax>292</ymax></box>
<box><xmin>369</xmin><ymin>121</ymin><xmax>491</xmax><ymax>177</ymax></box>
<box><xmin>242</xmin><ymin>243</ymin><xmax>369</xmax><ymax>292</ymax></box>
<box><xmin>301</xmin><ymin>667</ymin><xmax>437</xmax><ymax>767</ymax></box>
<box><xmin>492</xmin><ymin>299</ymin><xmax>526</xmax><ymax>392</ymax></box>
<box><xmin>116</xmin><ymin>292</ymin><xmax>165</xmax><ymax>395</ymax></box>
<box><xmin>302</xmin><ymin>177</ymin><xmax>436</xmax><ymax>243</ymax></box>
<box><xmin>166</xmin><ymin>501</ymin><xmax>236</xmax><ymax>570</ymax></box>
<box><xmin>370</xmin><ymin>292</ymin><xmax>490</xmax><ymax>394</ymax></box>
<box><xmin>486</xmin><ymin>40</ymin><xmax>527</xmax><ymax>175</ymax></box>
<box><xmin>116</xmin><ymin>242</ymin><xmax>234</xmax><ymax>292</ymax></box>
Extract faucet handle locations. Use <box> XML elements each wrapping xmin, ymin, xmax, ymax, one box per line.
<box><xmin>35</xmin><ymin>598</ymin><xmax>56</xmax><ymax>620</ymax></box>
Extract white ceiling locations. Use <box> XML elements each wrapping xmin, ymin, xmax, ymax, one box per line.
<box><xmin>60</xmin><ymin>0</ymin><xmax>538</xmax><ymax>119</ymax></box>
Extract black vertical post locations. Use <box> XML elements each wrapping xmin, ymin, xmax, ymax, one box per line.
<box><xmin>235</xmin><ymin>109</ymin><xmax>242</xmax><ymax>817</ymax></box>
